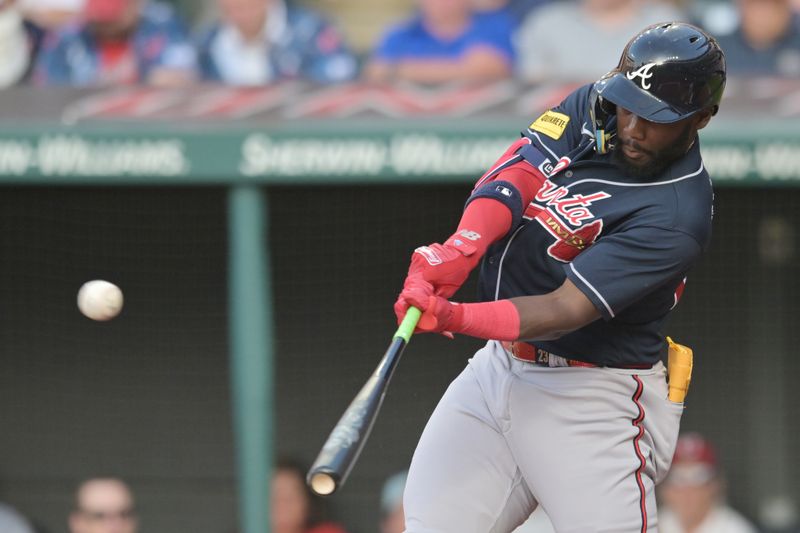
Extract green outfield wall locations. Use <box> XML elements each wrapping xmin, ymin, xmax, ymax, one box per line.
<box><xmin>0</xmin><ymin>122</ymin><xmax>799</xmax><ymax>185</ymax></box>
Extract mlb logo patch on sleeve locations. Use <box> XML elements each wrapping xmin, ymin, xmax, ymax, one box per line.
<box><xmin>530</xmin><ymin>111</ymin><xmax>570</xmax><ymax>140</ymax></box>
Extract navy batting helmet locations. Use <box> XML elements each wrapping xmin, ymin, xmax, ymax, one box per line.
<box><xmin>594</xmin><ymin>22</ymin><xmax>726</xmax><ymax>124</ymax></box>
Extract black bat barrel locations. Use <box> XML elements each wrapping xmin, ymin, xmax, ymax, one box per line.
<box><xmin>307</xmin><ymin>336</ymin><xmax>408</xmax><ymax>495</ymax></box>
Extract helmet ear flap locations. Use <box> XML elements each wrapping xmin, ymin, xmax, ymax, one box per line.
<box><xmin>590</xmin><ymin>92</ymin><xmax>617</xmax><ymax>154</ymax></box>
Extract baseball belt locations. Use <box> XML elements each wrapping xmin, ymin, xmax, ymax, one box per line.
<box><xmin>501</xmin><ymin>341</ymin><xmax>652</xmax><ymax>370</ymax></box>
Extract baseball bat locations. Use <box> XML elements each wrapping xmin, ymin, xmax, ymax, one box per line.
<box><xmin>307</xmin><ymin>306</ymin><xmax>422</xmax><ymax>496</ymax></box>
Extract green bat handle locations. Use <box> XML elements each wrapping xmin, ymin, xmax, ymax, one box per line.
<box><xmin>394</xmin><ymin>306</ymin><xmax>422</xmax><ymax>343</ymax></box>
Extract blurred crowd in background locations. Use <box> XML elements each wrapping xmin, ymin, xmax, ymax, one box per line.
<box><xmin>0</xmin><ymin>0</ymin><xmax>800</xmax><ymax>88</ymax></box>
<box><xmin>0</xmin><ymin>432</ymin><xmax>785</xmax><ymax>533</ymax></box>
<box><xmin>0</xmin><ymin>460</ymin><xmax>408</xmax><ymax>533</ymax></box>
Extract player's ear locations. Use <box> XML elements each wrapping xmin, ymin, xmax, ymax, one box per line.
<box><xmin>694</xmin><ymin>109</ymin><xmax>713</xmax><ymax>131</ymax></box>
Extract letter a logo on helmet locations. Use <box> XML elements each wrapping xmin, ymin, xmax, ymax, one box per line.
<box><xmin>626</xmin><ymin>62</ymin><xmax>657</xmax><ymax>90</ymax></box>
<box><xmin>591</xmin><ymin>22</ymin><xmax>727</xmax><ymax>124</ymax></box>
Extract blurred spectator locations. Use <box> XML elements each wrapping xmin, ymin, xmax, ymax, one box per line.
<box><xmin>271</xmin><ymin>457</ymin><xmax>350</xmax><ymax>533</ymax></box>
<box><xmin>379</xmin><ymin>471</ymin><xmax>406</xmax><ymax>533</ymax></box>
<box><xmin>196</xmin><ymin>0</ymin><xmax>357</xmax><ymax>85</ymax></box>
<box><xmin>759</xmin><ymin>495</ymin><xmax>800</xmax><ymax>533</ymax></box>
<box><xmin>363</xmin><ymin>0</ymin><xmax>514</xmax><ymax>84</ymax></box>
<box><xmin>0</xmin><ymin>502</ymin><xmax>35</xmax><ymax>533</ymax></box>
<box><xmin>515</xmin><ymin>0</ymin><xmax>684</xmax><ymax>83</ymax></box>
<box><xmin>19</xmin><ymin>0</ymin><xmax>83</xmax><ymax>30</ymax></box>
<box><xmin>0</xmin><ymin>0</ymin><xmax>35</xmax><ymax>86</ymax></box>
<box><xmin>712</xmin><ymin>0</ymin><xmax>800</xmax><ymax>77</ymax></box>
<box><xmin>34</xmin><ymin>0</ymin><xmax>196</xmax><ymax>86</ymax></box>
<box><xmin>691</xmin><ymin>1</ymin><xmax>738</xmax><ymax>37</ymax></box>
<box><xmin>69</xmin><ymin>477</ymin><xmax>137</xmax><ymax>533</ymax></box>
<box><xmin>658</xmin><ymin>433</ymin><xmax>757</xmax><ymax>533</ymax></box>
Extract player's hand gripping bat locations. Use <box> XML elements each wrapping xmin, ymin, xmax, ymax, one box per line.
<box><xmin>306</xmin><ymin>307</ymin><xmax>422</xmax><ymax>496</ymax></box>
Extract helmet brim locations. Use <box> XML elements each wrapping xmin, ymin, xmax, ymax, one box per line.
<box><xmin>595</xmin><ymin>73</ymin><xmax>695</xmax><ymax>124</ymax></box>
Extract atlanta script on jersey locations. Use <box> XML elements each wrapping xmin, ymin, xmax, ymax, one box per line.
<box><xmin>472</xmin><ymin>84</ymin><xmax>713</xmax><ymax>367</ymax></box>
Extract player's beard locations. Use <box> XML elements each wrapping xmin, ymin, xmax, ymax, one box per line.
<box><xmin>611</xmin><ymin>122</ymin><xmax>695</xmax><ymax>179</ymax></box>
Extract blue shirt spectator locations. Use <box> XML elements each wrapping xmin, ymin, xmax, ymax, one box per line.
<box><xmin>34</xmin><ymin>0</ymin><xmax>196</xmax><ymax>86</ymax></box>
<box><xmin>196</xmin><ymin>0</ymin><xmax>358</xmax><ymax>85</ymax></box>
<box><xmin>375</xmin><ymin>14</ymin><xmax>515</xmax><ymax>62</ymax></box>
<box><xmin>364</xmin><ymin>0</ymin><xmax>514</xmax><ymax>84</ymax></box>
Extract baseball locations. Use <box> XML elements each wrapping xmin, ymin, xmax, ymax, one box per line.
<box><xmin>77</xmin><ymin>280</ymin><xmax>124</xmax><ymax>321</ymax></box>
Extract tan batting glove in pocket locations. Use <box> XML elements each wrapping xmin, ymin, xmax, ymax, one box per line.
<box><xmin>667</xmin><ymin>337</ymin><xmax>693</xmax><ymax>403</ymax></box>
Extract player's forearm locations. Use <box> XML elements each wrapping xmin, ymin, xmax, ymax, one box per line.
<box><xmin>508</xmin><ymin>298</ymin><xmax>588</xmax><ymax>341</ymax></box>
<box><xmin>406</xmin><ymin>279</ymin><xmax>601</xmax><ymax>341</ymax></box>
<box><xmin>449</xmin><ymin>198</ymin><xmax>512</xmax><ymax>262</ymax></box>
<box><xmin>397</xmin><ymin>151</ymin><xmax>545</xmax><ymax>303</ymax></box>
<box><xmin>510</xmin><ymin>279</ymin><xmax>601</xmax><ymax>340</ymax></box>
<box><xmin>451</xmin><ymin>295</ymin><xmax>593</xmax><ymax>342</ymax></box>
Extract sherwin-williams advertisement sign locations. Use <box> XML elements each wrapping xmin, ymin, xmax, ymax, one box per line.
<box><xmin>0</xmin><ymin>80</ymin><xmax>798</xmax><ymax>184</ymax></box>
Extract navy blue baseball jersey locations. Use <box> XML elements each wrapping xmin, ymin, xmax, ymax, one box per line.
<box><xmin>475</xmin><ymin>84</ymin><xmax>713</xmax><ymax>367</ymax></box>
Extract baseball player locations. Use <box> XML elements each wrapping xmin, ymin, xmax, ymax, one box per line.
<box><xmin>393</xmin><ymin>22</ymin><xmax>726</xmax><ymax>532</ymax></box>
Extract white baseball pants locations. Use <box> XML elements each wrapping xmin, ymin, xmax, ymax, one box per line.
<box><xmin>403</xmin><ymin>340</ymin><xmax>684</xmax><ymax>533</ymax></box>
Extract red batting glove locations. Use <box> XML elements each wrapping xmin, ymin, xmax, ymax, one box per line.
<box><xmin>396</xmin><ymin>278</ymin><xmax>462</xmax><ymax>336</ymax></box>
<box><xmin>406</xmin><ymin>235</ymin><xmax>478</xmax><ymax>299</ymax></box>
<box><xmin>394</xmin><ymin>275</ymin><xmax>450</xmax><ymax>335</ymax></box>
<box><xmin>394</xmin><ymin>274</ymin><xmax>428</xmax><ymax>325</ymax></box>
